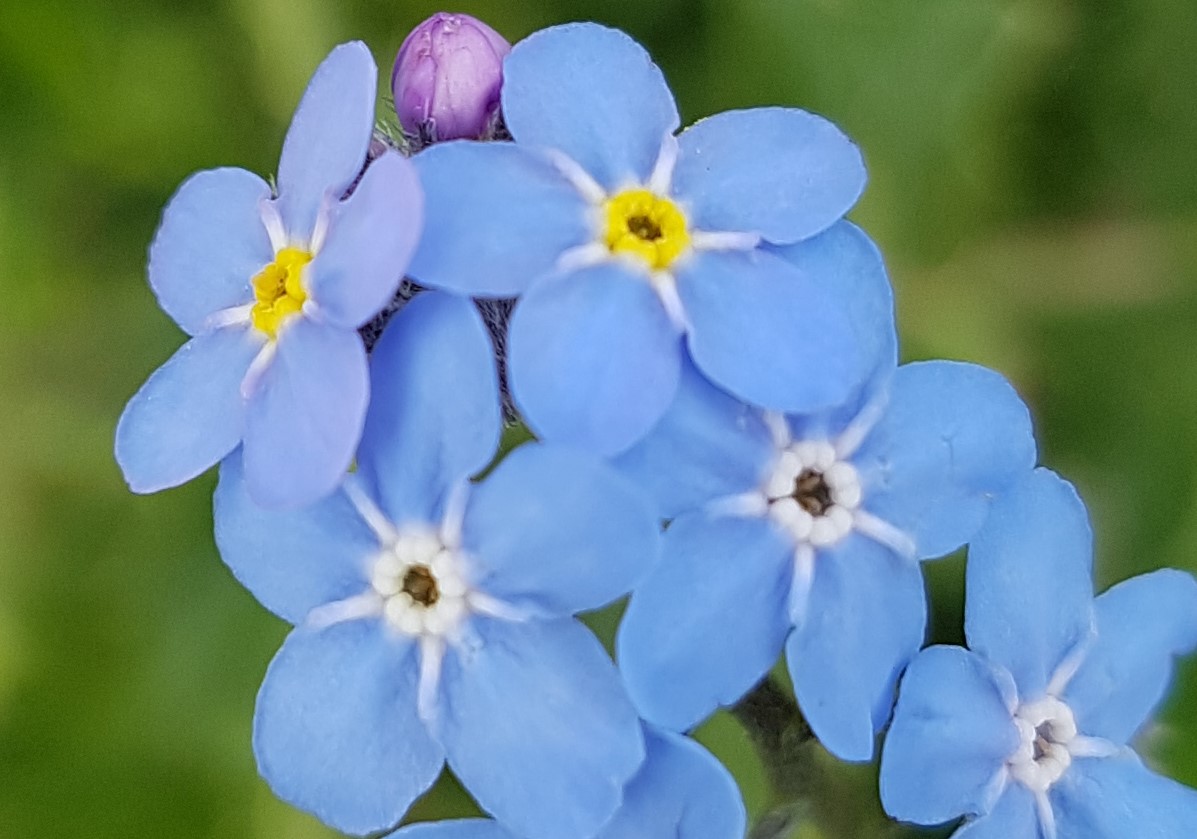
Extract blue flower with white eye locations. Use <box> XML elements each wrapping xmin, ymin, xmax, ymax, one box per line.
<box><xmin>213</xmin><ymin>292</ymin><xmax>658</xmax><ymax>839</ymax></box>
<box><xmin>408</xmin><ymin>22</ymin><xmax>868</xmax><ymax>455</ymax></box>
<box><xmin>614</xmin><ymin>222</ymin><xmax>1036</xmax><ymax>761</ymax></box>
<box><xmin>880</xmin><ymin>468</ymin><xmax>1197</xmax><ymax>839</ymax></box>
<box><xmin>115</xmin><ymin>42</ymin><xmax>422</xmax><ymax>508</ymax></box>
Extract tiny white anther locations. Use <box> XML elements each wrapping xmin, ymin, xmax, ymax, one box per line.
<box><xmin>545</xmin><ymin>149</ymin><xmax>608</xmax><ymax>204</ymax></box>
<box><xmin>259</xmin><ymin>199</ymin><xmax>288</xmax><ymax>252</ymax></box>
<box><xmin>240</xmin><ymin>340</ymin><xmax>278</xmax><ymax>400</ymax></box>
<box><xmin>646</xmin><ymin>133</ymin><xmax>680</xmax><ymax>195</ymax></box>
<box><xmin>690</xmin><ymin>230</ymin><xmax>762</xmax><ymax>252</ymax></box>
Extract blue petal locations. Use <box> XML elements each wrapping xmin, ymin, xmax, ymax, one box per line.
<box><xmin>672</xmin><ymin>108</ymin><xmax>865</xmax><ymax>244</ymax></box>
<box><xmin>880</xmin><ymin>646</ymin><xmax>1020</xmax><ymax>826</ymax></box>
<box><xmin>952</xmin><ymin>784</ymin><xmax>1041</xmax><ymax>839</ymax></box>
<box><xmin>678</xmin><ymin>248</ymin><xmax>862</xmax><ymax>414</ymax></box>
<box><xmin>357</xmin><ymin>292</ymin><xmax>501</xmax><ymax>525</ymax></box>
<box><xmin>1062</xmin><ymin>569</ymin><xmax>1197</xmax><ymax>746</ymax></box>
<box><xmin>613</xmin><ymin>359</ymin><xmax>775</xmax><ymax>520</ymax></box>
<box><xmin>438</xmin><ymin>617</ymin><xmax>645</xmax><ymax>839</ymax></box>
<box><xmin>617</xmin><ymin>512</ymin><xmax>792</xmax><ymax>731</ymax></box>
<box><xmin>242</xmin><ymin>317</ymin><xmax>368</xmax><ymax>509</ymax></box>
<box><xmin>787</xmin><ymin>533</ymin><xmax>927</xmax><ymax>762</ymax></box>
<box><xmin>308</xmin><ymin>152</ymin><xmax>422</xmax><ymax>329</ymax></box>
<box><xmin>856</xmin><ymin>360</ymin><xmax>1037</xmax><ymax>560</ymax></box>
<box><xmin>1054</xmin><ymin>753</ymin><xmax>1197</xmax><ymax>839</ymax></box>
<box><xmin>502</xmin><ymin>23</ymin><xmax>679</xmax><ymax>191</ymax></box>
<box><xmin>408</xmin><ymin>141</ymin><xmax>592</xmax><ymax>296</ymax></box>
<box><xmin>508</xmin><ymin>263</ymin><xmax>683</xmax><ymax>456</ymax></box>
<box><xmin>115</xmin><ymin>326</ymin><xmax>259</xmax><ymax>493</ymax></box>
<box><xmin>387</xmin><ymin>821</ymin><xmax>517</xmax><ymax>839</ymax></box>
<box><xmin>276</xmin><ymin>42</ymin><xmax>375</xmax><ymax>240</ymax></box>
<box><xmin>148</xmin><ymin>168</ymin><xmax>272</xmax><ymax>335</ymax></box>
<box><xmin>965</xmin><ymin>468</ymin><xmax>1096</xmax><ymax>702</ymax></box>
<box><xmin>462</xmin><ymin>443</ymin><xmax>659</xmax><ymax>616</ymax></box>
<box><xmin>213</xmin><ymin>452</ymin><xmax>377</xmax><ymax>625</ymax></box>
<box><xmin>254</xmin><ymin>621</ymin><xmax>443</xmax><ymax>836</ymax></box>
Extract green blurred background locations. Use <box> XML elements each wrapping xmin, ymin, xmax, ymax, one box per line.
<box><xmin>2</xmin><ymin>0</ymin><xmax>1197</xmax><ymax>836</ymax></box>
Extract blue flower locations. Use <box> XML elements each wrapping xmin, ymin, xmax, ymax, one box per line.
<box><xmin>115</xmin><ymin>42</ymin><xmax>423</xmax><ymax>508</ymax></box>
<box><xmin>880</xmin><ymin>468</ymin><xmax>1197</xmax><ymax>838</ymax></box>
<box><xmin>407</xmin><ymin>22</ymin><xmax>869</xmax><ymax>455</ymax></box>
<box><xmin>213</xmin><ymin>291</ymin><xmax>658</xmax><ymax>839</ymax></box>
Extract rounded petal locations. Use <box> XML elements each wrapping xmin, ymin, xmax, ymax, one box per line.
<box><xmin>1063</xmin><ymin>569</ymin><xmax>1197</xmax><ymax>745</ymax></box>
<box><xmin>242</xmin><ymin>318</ymin><xmax>368</xmax><ymax>509</ymax></box>
<box><xmin>438</xmin><ymin>617</ymin><xmax>645</xmax><ymax>839</ymax></box>
<box><xmin>213</xmin><ymin>452</ymin><xmax>377</xmax><ymax>624</ymax></box>
<box><xmin>678</xmin><ymin>248</ymin><xmax>863</xmax><ymax>414</ymax></box>
<box><xmin>276</xmin><ymin>42</ymin><xmax>376</xmax><ymax>239</ymax></box>
<box><xmin>388</xmin><ymin>821</ymin><xmax>518</xmax><ymax>839</ymax></box>
<box><xmin>148</xmin><ymin>168</ymin><xmax>272</xmax><ymax>335</ymax></box>
<box><xmin>462</xmin><ymin>443</ymin><xmax>659</xmax><ymax>616</ymax></box>
<box><xmin>617</xmin><ymin>512</ymin><xmax>792</xmax><ymax>731</ymax></box>
<box><xmin>965</xmin><ymin>468</ymin><xmax>1096</xmax><ymax>701</ymax></box>
<box><xmin>509</xmin><ymin>263</ymin><xmax>682</xmax><ymax>456</ymax></box>
<box><xmin>357</xmin><ymin>292</ymin><xmax>501</xmax><ymax>525</ymax></box>
<box><xmin>408</xmin><ymin>141</ymin><xmax>592</xmax><ymax>296</ymax></box>
<box><xmin>254</xmin><ymin>621</ymin><xmax>444</xmax><ymax>836</ymax></box>
<box><xmin>1054</xmin><ymin>753</ymin><xmax>1197</xmax><ymax>839</ymax></box>
<box><xmin>308</xmin><ymin>152</ymin><xmax>423</xmax><ymax>329</ymax></box>
<box><xmin>952</xmin><ymin>784</ymin><xmax>1041</xmax><ymax>839</ymax></box>
<box><xmin>502</xmin><ymin>23</ymin><xmax>679</xmax><ymax>190</ymax></box>
<box><xmin>115</xmin><ymin>326</ymin><xmax>259</xmax><ymax>493</ymax></box>
<box><xmin>880</xmin><ymin>646</ymin><xmax>1020</xmax><ymax>825</ymax></box>
<box><xmin>672</xmin><ymin>107</ymin><xmax>865</xmax><ymax>244</ymax></box>
<box><xmin>787</xmin><ymin>533</ymin><xmax>927</xmax><ymax>762</ymax></box>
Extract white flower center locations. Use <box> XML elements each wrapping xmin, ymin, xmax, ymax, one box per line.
<box><xmin>1008</xmin><ymin>696</ymin><xmax>1078</xmax><ymax>793</ymax></box>
<box><xmin>765</xmin><ymin>440</ymin><xmax>863</xmax><ymax>548</ymax></box>
<box><xmin>370</xmin><ymin>527</ymin><xmax>471</xmax><ymax>639</ymax></box>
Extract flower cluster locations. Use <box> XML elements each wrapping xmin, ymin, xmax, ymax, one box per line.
<box><xmin>115</xmin><ymin>13</ymin><xmax>1197</xmax><ymax>839</ymax></box>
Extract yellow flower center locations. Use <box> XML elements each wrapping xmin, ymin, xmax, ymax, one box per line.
<box><xmin>251</xmin><ymin>247</ymin><xmax>311</xmax><ymax>338</ymax></box>
<box><xmin>603</xmin><ymin>189</ymin><xmax>690</xmax><ymax>271</ymax></box>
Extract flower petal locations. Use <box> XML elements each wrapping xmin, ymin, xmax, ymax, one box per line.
<box><xmin>276</xmin><ymin>42</ymin><xmax>376</xmax><ymax>239</ymax></box>
<box><xmin>1054</xmin><ymin>753</ymin><xmax>1197</xmax><ymax>839</ymax></box>
<box><xmin>115</xmin><ymin>326</ymin><xmax>259</xmax><ymax>493</ymax></box>
<box><xmin>880</xmin><ymin>646</ymin><xmax>1020</xmax><ymax>826</ymax></box>
<box><xmin>147</xmin><ymin>168</ymin><xmax>272</xmax><ymax>335</ymax></box>
<box><xmin>617</xmin><ymin>512</ymin><xmax>792</xmax><ymax>731</ymax></box>
<box><xmin>387</xmin><ymin>821</ymin><xmax>517</xmax><ymax>839</ymax></box>
<box><xmin>357</xmin><ymin>292</ymin><xmax>501</xmax><ymax>525</ymax></box>
<box><xmin>678</xmin><ymin>248</ymin><xmax>862</xmax><ymax>414</ymax></box>
<box><xmin>965</xmin><ymin>468</ymin><xmax>1095</xmax><ymax>701</ymax></box>
<box><xmin>672</xmin><ymin>107</ymin><xmax>865</xmax><ymax>244</ymax></box>
<box><xmin>1062</xmin><ymin>569</ymin><xmax>1197</xmax><ymax>745</ymax></box>
<box><xmin>254</xmin><ymin>621</ymin><xmax>444</xmax><ymax>836</ymax></box>
<box><xmin>502</xmin><ymin>23</ymin><xmax>679</xmax><ymax>191</ymax></box>
<box><xmin>508</xmin><ymin>263</ymin><xmax>682</xmax><ymax>456</ymax></box>
<box><xmin>953</xmin><ymin>784</ymin><xmax>1041</xmax><ymax>839</ymax></box>
<box><xmin>307</xmin><ymin>152</ymin><xmax>422</xmax><ymax>329</ymax></box>
<box><xmin>242</xmin><ymin>318</ymin><xmax>368</xmax><ymax>509</ymax></box>
<box><xmin>787</xmin><ymin>533</ymin><xmax>927</xmax><ymax>762</ymax></box>
<box><xmin>438</xmin><ymin>617</ymin><xmax>645</xmax><ymax>839</ymax></box>
<box><xmin>408</xmin><ymin>141</ymin><xmax>592</xmax><ymax>296</ymax></box>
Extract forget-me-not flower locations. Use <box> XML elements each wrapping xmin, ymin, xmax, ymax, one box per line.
<box><xmin>880</xmin><ymin>468</ymin><xmax>1197</xmax><ymax>838</ymax></box>
<box><xmin>115</xmin><ymin>42</ymin><xmax>422</xmax><ymax>508</ymax></box>
<box><xmin>213</xmin><ymin>291</ymin><xmax>658</xmax><ymax>839</ymax></box>
<box><xmin>408</xmin><ymin>22</ymin><xmax>868</xmax><ymax>454</ymax></box>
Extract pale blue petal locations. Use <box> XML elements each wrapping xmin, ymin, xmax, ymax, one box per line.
<box><xmin>115</xmin><ymin>326</ymin><xmax>259</xmax><ymax>493</ymax></box>
<box><xmin>857</xmin><ymin>361</ymin><xmax>1036</xmax><ymax>560</ymax></box>
<box><xmin>508</xmin><ymin>263</ymin><xmax>682</xmax><ymax>456</ymax></box>
<box><xmin>308</xmin><ymin>152</ymin><xmax>422</xmax><ymax>329</ymax></box>
<box><xmin>678</xmin><ymin>248</ymin><xmax>862</xmax><ymax>414</ymax></box>
<box><xmin>409</xmin><ymin>141</ymin><xmax>592</xmax><ymax>296</ymax></box>
<box><xmin>357</xmin><ymin>293</ymin><xmax>500</xmax><ymax>525</ymax></box>
<box><xmin>1062</xmin><ymin>569</ymin><xmax>1197</xmax><ymax>745</ymax></box>
<box><xmin>787</xmin><ymin>533</ymin><xmax>927</xmax><ymax>762</ymax></box>
<box><xmin>1055</xmin><ymin>753</ymin><xmax>1197</xmax><ymax>839</ymax></box>
<box><xmin>502</xmin><ymin>23</ymin><xmax>679</xmax><ymax>191</ymax></box>
<box><xmin>952</xmin><ymin>784</ymin><xmax>1040</xmax><ymax>839</ymax></box>
<box><xmin>617</xmin><ymin>513</ymin><xmax>792</xmax><ymax>731</ymax></box>
<box><xmin>672</xmin><ymin>108</ymin><xmax>865</xmax><ymax>244</ymax></box>
<box><xmin>276</xmin><ymin>42</ymin><xmax>375</xmax><ymax>239</ymax></box>
<box><xmin>965</xmin><ymin>468</ymin><xmax>1096</xmax><ymax>701</ymax></box>
<box><xmin>242</xmin><ymin>318</ymin><xmax>368</xmax><ymax>509</ymax></box>
<box><xmin>254</xmin><ymin>621</ymin><xmax>443</xmax><ymax>836</ymax></box>
<box><xmin>439</xmin><ymin>617</ymin><xmax>645</xmax><ymax>839</ymax></box>
<box><xmin>880</xmin><ymin>646</ymin><xmax>1020</xmax><ymax>825</ymax></box>
<box><xmin>462</xmin><ymin>444</ymin><xmax>659</xmax><ymax>616</ymax></box>
<box><xmin>387</xmin><ymin>821</ymin><xmax>517</xmax><ymax>839</ymax></box>
<box><xmin>213</xmin><ymin>452</ymin><xmax>376</xmax><ymax>625</ymax></box>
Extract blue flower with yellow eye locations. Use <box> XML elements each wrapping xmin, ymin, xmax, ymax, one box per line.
<box><xmin>408</xmin><ymin>22</ymin><xmax>868</xmax><ymax>455</ymax></box>
<box><xmin>115</xmin><ymin>42</ymin><xmax>422</xmax><ymax>508</ymax></box>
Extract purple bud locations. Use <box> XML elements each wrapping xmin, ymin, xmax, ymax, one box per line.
<box><xmin>391</xmin><ymin>12</ymin><xmax>511</xmax><ymax>142</ymax></box>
